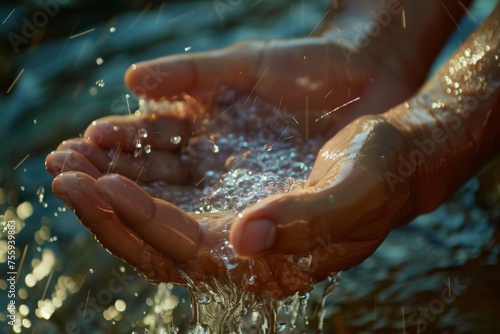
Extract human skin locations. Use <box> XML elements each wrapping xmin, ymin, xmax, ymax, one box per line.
<box><xmin>45</xmin><ymin>1</ymin><xmax>498</xmax><ymax>298</ymax></box>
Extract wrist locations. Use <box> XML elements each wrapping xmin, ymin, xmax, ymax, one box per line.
<box><xmin>319</xmin><ymin>0</ymin><xmax>472</xmax><ymax>91</ymax></box>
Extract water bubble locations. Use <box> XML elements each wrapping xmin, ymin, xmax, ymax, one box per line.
<box><xmin>170</xmin><ymin>136</ymin><xmax>182</xmax><ymax>144</ymax></box>
<box><xmin>264</xmin><ymin>143</ymin><xmax>273</xmax><ymax>151</ymax></box>
<box><xmin>96</xmin><ymin>58</ymin><xmax>104</xmax><ymax>65</ymax></box>
<box><xmin>89</xmin><ymin>268</ymin><xmax>94</xmax><ymax>274</ymax></box>
<box><xmin>138</xmin><ymin>128</ymin><xmax>148</xmax><ymax>138</ymax></box>
<box><xmin>248</xmin><ymin>275</ymin><xmax>256</xmax><ymax>285</ymax></box>
<box><xmin>113</xmin><ymin>125</ymin><xmax>120</xmax><ymax>131</ymax></box>
<box><xmin>212</xmin><ymin>144</ymin><xmax>220</xmax><ymax>153</ymax></box>
<box><xmin>95</xmin><ymin>79</ymin><xmax>105</xmax><ymax>87</ymax></box>
<box><xmin>109</xmin><ymin>27</ymin><xmax>116</xmax><ymax>33</ymax></box>
<box><xmin>184</xmin><ymin>46</ymin><xmax>192</xmax><ymax>51</ymax></box>
<box><xmin>144</xmin><ymin>145</ymin><xmax>152</xmax><ymax>154</ymax></box>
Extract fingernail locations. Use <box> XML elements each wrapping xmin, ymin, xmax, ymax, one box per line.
<box><xmin>52</xmin><ymin>173</ymin><xmax>78</xmax><ymax>209</ymax></box>
<box><xmin>96</xmin><ymin>175</ymin><xmax>155</xmax><ymax>221</ymax></box>
<box><xmin>233</xmin><ymin>219</ymin><xmax>276</xmax><ymax>257</ymax></box>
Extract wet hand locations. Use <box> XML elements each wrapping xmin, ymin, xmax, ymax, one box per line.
<box><xmin>45</xmin><ymin>111</ymin><xmax>327</xmax><ymax>298</ymax></box>
<box><xmin>230</xmin><ymin>114</ymin><xmax>416</xmax><ymax>280</ymax></box>
<box><xmin>125</xmin><ymin>38</ymin><xmax>415</xmax><ymax>135</ymax></box>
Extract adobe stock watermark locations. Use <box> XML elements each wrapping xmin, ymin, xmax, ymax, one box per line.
<box><xmin>7</xmin><ymin>0</ymin><xmax>70</xmax><ymax>54</ymax></box>
<box><xmin>213</xmin><ymin>0</ymin><xmax>243</xmax><ymax>22</ymax></box>
<box><xmin>341</xmin><ymin>0</ymin><xmax>402</xmax><ymax>63</ymax></box>
<box><xmin>65</xmin><ymin>268</ymin><xmax>135</xmax><ymax>334</ymax></box>
<box><xmin>384</xmin><ymin>74</ymin><xmax>497</xmax><ymax>192</ymax></box>
<box><xmin>401</xmin><ymin>277</ymin><xmax>468</xmax><ymax>333</ymax></box>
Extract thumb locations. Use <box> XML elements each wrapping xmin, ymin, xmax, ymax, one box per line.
<box><xmin>229</xmin><ymin>167</ymin><xmax>390</xmax><ymax>259</ymax></box>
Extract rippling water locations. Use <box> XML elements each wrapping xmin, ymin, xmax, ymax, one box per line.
<box><xmin>1</xmin><ymin>1</ymin><xmax>499</xmax><ymax>333</ymax></box>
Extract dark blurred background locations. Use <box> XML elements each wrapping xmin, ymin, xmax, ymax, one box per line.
<box><xmin>1</xmin><ymin>0</ymin><xmax>500</xmax><ymax>333</ymax></box>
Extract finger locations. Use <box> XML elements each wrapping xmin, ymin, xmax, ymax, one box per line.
<box><xmin>57</xmin><ymin>138</ymin><xmax>111</xmax><ymax>171</ymax></box>
<box><xmin>108</xmin><ymin>149</ymin><xmax>190</xmax><ymax>184</ymax></box>
<box><xmin>95</xmin><ymin>174</ymin><xmax>200</xmax><ymax>262</ymax></box>
<box><xmin>124</xmin><ymin>41</ymin><xmax>263</xmax><ymax>101</ymax></box>
<box><xmin>124</xmin><ymin>39</ymin><xmax>370</xmax><ymax>112</ymax></box>
<box><xmin>230</xmin><ymin>167</ymin><xmax>390</xmax><ymax>259</ymax></box>
<box><xmin>45</xmin><ymin>150</ymin><xmax>102</xmax><ymax>179</ymax></box>
<box><xmin>84</xmin><ymin>114</ymin><xmax>189</xmax><ymax>152</ymax></box>
<box><xmin>52</xmin><ymin>172</ymin><xmax>183</xmax><ymax>284</ymax></box>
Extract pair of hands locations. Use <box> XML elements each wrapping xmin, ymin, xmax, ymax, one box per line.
<box><xmin>46</xmin><ymin>38</ymin><xmax>419</xmax><ymax>298</ymax></box>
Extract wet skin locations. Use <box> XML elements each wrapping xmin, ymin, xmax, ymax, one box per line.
<box><xmin>45</xmin><ymin>2</ymin><xmax>499</xmax><ymax>298</ymax></box>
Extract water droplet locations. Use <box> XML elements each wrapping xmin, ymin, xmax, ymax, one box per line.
<box><xmin>96</xmin><ymin>57</ymin><xmax>104</xmax><ymax>65</ymax></box>
<box><xmin>144</xmin><ymin>145</ymin><xmax>152</xmax><ymax>154</ymax></box>
<box><xmin>276</xmin><ymin>323</ymin><xmax>287</xmax><ymax>333</ymax></box>
<box><xmin>135</xmin><ymin>139</ymin><xmax>142</xmax><ymax>149</ymax></box>
<box><xmin>109</xmin><ymin>27</ymin><xmax>116</xmax><ymax>33</ymax></box>
<box><xmin>33</xmin><ymin>119</ymin><xmax>37</xmax><ymax>124</ymax></box>
<box><xmin>248</xmin><ymin>275</ymin><xmax>256</xmax><ymax>285</ymax></box>
<box><xmin>212</xmin><ymin>144</ymin><xmax>220</xmax><ymax>153</ymax></box>
<box><xmin>264</xmin><ymin>143</ymin><xmax>273</xmax><ymax>151</ymax></box>
<box><xmin>138</xmin><ymin>128</ymin><xmax>148</xmax><ymax>138</ymax></box>
<box><xmin>95</xmin><ymin>79</ymin><xmax>105</xmax><ymax>87</ymax></box>
<box><xmin>196</xmin><ymin>293</ymin><xmax>212</xmax><ymax>304</ymax></box>
<box><xmin>89</xmin><ymin>268</ymin><xmax>94</xmax><ymax>274</ymax></box>
<box><xmin>170</xmin><ymin>136</ymin><xmax>182</xmax><ymax>144</ymax></box>
<box><xmin>113</xmin><ymin>125</ymin><xmax>120</xmax><ymax>131</ymax></box>
<box><xmin>184</xmin><ymin>46</ymin><xmax>192</xmax><ymax>52</ymax></box>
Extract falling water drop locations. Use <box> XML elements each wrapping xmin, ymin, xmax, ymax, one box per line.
<box><xmin>170</xmin><ymin>136</ymin><xmax>182</xmax><ymax>144</ymax></box>
<box><xmin>276</xmin><ymin>323</ymin><xmax>287</xmax><ymax>333</ymax></box>
<box><xmin>138</xmin><ymin>128</ymin><xmax>148</xmax><ymax>138</ymax></box>
<box><xmin>135</xmin><ymin>139</ymin><xmax>142</xmax><ymax>149</ymax></box>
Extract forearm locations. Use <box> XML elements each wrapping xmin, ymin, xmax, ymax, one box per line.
<box><xmin>320</xmin><ymin>0</ymin><xmax>472</xmax><ymax>90</ymax></box>
<box><xmin>385</xmin><ymin>3</ymin><xmax>500</xmax><ymax>214</ymax></box>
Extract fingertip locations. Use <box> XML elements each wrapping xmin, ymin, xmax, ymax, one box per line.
<box><xmin>123</xmin><ymin>58</ymin><xmax>195</xmax><ymax>100</ymax></box>
<box><xmin>123</xmin><ymin>63</ymin><xmax>139</xmax><ymax>91</ymax></box>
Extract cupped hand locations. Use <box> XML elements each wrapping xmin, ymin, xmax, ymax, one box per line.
<box><xmin>45</xmin><ymin>108</ymin><xmax>324</xmax><ymax>298</ymax></box>
<box><xmin>230</xmin><ymin>113</ymin><xmax>416</xmax><ymax>278</ymax></box>
<box><xmin>46</xmin><ymin>105</ymin><xmax>417</xmax><ymax>299</ymax></box>
<box><xmin>46</xmin><ymin>37</ymin><xmax>421</xmax><ymax>298</ymax></box>
<box><xmin>125</xmin><ymin>38</ymin><xmax>416</xmax><ymax>135</ymax></box>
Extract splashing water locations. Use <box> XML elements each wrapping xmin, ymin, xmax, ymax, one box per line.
<box><xmin>135</xmin><ymin>94</ymin><xmax>342</xmax><ymax>332</ymax></box>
